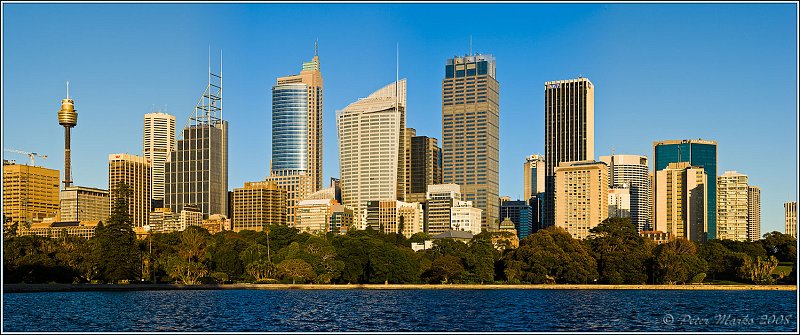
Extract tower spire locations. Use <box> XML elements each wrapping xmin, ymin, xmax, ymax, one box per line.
<box><xmin>315</xmin><ymin>38</ymin><xmax>318</xmax><ymax>57</ymax></box>
<box><xmin>66</xmin><ymin>81</ymin><xmax>69</xmax><ymax>99</ymax></box>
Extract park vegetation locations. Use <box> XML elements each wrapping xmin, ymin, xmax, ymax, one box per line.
<box><xmin>3</xmin><ymin>185</ymin><xmax>796</xmax><ymax>286</ymax></box>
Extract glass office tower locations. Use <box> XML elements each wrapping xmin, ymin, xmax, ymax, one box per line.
<box><xmin>653</xmin><ymin>139</ymin><xmax>717</xmax><ymax>239</ymax></box>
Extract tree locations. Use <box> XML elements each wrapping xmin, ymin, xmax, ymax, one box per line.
<box><xmin>94</xmin><ymin>183</ymin><xmax>140</xmax><ymax>283</ymax></box>
<box><xmin>427</xmin><ymin>255</ymin><xmax>464</xmax><ymax>283</ymax></box>
<box><xmin>246</xmin><ymin>259</ymin><xmax>276</xmax><ymax>282</ymax></box>
<box><xmin>500</xmin><ymin>227</ymin><xmax>597</xmax><ymax>284</ymax></box>
<box><xmin>278</xmin><ymin>258</ymin><xmax>315</xmax><ymax>284</ymax></box>
<box><xmin>761</xmin><ymin>231</ymin><xmax>796</xmax><ymax>263</ymax></box>
<box><xmin>169</xmin><ymin>227</ymin><xmax>209</xmax><ymax>285</ymax></box>
<box><xmin>739</xmin><ymin>255</ymin><xmax>781</xmax><ymax>284</ymax></box>
<box><xmin>587</xmin><ymin>218</ymin><xmax>650</xmax><ymax>284</ymax></box>
<box><xmin>465</xmin><ymin>239</ymin><xmax>498</xmax><ymax>284</ymax></box>
<box><xmin>653</xmin><ymin>239</ymin><xmax>707</xmax><ymax>284</ymax></box>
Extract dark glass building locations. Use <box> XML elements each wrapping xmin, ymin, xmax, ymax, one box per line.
<box><xmin>499</xmin><ymin>200</ymin><xmax>534</xmax><ymax>239</ymax></box>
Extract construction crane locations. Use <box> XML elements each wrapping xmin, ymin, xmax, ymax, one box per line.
<box><xmin>3</xmin><ymin>149</ymin><xmax>48</xmax><ymax>166</ymax></box>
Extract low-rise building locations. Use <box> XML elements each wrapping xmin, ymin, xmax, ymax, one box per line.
<box><xmin>18</xmin><ymin>220</ymin><xmax>100</xmax><ymax>239</ymax></box>
<box><xmin>451</xmin><ymin>200</ymin><xmax>482</xmax><ymax>235</ymax></box>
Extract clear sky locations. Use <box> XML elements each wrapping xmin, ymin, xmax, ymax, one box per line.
<box><xmin>2</xmin><ymin>3</ymin><xmax>797</xmax><ymax>234</ymax></box>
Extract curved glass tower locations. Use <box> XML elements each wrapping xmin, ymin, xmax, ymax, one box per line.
<box><xmin>272</xmin><ymin>83</ymin><xmax>308</xmax><ymax>171</ymax></box>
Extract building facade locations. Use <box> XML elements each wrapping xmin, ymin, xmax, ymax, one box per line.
<box><xmin>59</xmin><ymin>186</ymin><xmax>110</xmax><ymax>223</ymax></box>
<box><xmin>407</xmin><ymin>132</ymin><xmax>442</xmax><ymax>203</ymax></box>
<box><xmin>143</xmin><ymin>112</ymin><xmax>176</xmax><ymax>209</ymax></box>
<box><xmin>499</xmin><ymin>200</ymin><xmax>533</xmax><ymax>239</ymax></box>
<box><xmin>442</xmin><ymin>54</ymin><xmax>499</xmax><ymax>231</ymax></box>
<box><xmin>337</xmin><ymin>79</ymin><xmax>406</xmax><ymax>226</ymax></box>
<box><xmin>165</xmin><ymin>62</ymin><xmax>228</xmax><ymax>219</ymax></box>
<box><xmin>786</xmin><ymin>201</ymin><xmax>797</xmax><ymax>239</ymax></box>
<box><xmin>523</xmin><ymin>154</ymin><xmax>545</xmax><ymax>201</ymax></box>
<box><xmin>653</xmin><ymin>139</ymin><xmax>717</xmax><ymax>239</ymax></box>
<box><xmin>108</xmin><ymin>153</ymin><xmax>151</xmax><ymax>228</ymax></box>
<box><xmin>716</xmin><ymin>171</ymin><xmax>749</xmax><ymax>241</ymax></box>
<box><xmin>544</xmin><ymin>78</ymin><xmax>595</xmax><ymax>229</ymax></box>
<box><xmin>268</xmin><ymin>52</ymin><xmax>323</xmax><ymax>226</ymax></box>
<box><xmin>364</xmin><ymin>200</ymin><xmax>423</xmax><ymax>237</ymax></box>
<box><xmin>608</xmin><ymin>185</ymin><xmax>631</xmax><ymax>219</ymax></box>
<box><xmin>232</xmin><ymin>180</ymin><xmax>286</xmax><ymax>232</ymax></box>
<box><xmin>598</xmin><ymin>154</ymin><xmax>651</xmax><ymax>231</ymax></box>
<box><xmin>747</xmin><ymin>186</ymin><xmax>761</xmax><ymax>242</ymax></box>
<box><xmin>2</xmin><ymin>161</ymin><xmax>60</xmax><ymax>228</ymax></box>
<box><xmin>451</xmin><ymin>200</ymin><xmax>482</xmax><ymax>235</ymax></box>
<box><xmin>553</xmin><ymin>160</ymin><xmax>608</xmax><ymax>240</ymax></box>
<box><xmin>330</xmin><ymin>204</ymin><xmax>354</xmax><ymax>235</ymax></box>
<box><xmin>296</xmin><ymin>199</ymin><xmax>337</xmax><ymax>235</ymax></box>
<box><xmin>425</xmin><ymin>184</ymin><xmax>461</xmax><ymax>235</ymax></box>
<box><xmin>655</xmin><ymin>162</ymin><xmax>707</xmax><ymax>243</ymax></box>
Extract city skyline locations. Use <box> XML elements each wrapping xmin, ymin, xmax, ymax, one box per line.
<box><xmin>2</xmin><ymin>4</ymin><xmax>797</xmax><ymax>234</ymax></box>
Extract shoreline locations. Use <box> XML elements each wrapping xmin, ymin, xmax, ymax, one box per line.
<box><xmin>3</xmin><ymin>283</ymin><xmax>796</xmax><ymax>293</ymax></box>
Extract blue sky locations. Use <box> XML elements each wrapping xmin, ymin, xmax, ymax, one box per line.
<box><xmin>2</xmin><ymin>3</ymin><xmax>797</xmax><ymax>234</ymax></box>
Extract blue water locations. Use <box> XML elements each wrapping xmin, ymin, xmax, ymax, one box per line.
<box><xmin>2</xmin><ymin>289</ymin><xmax>797</xmax><ymax>332</ymax></box>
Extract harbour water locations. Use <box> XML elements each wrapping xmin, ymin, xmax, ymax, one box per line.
<box><xmin>2</xmin><ymin>289</ymin><xmax>796</xmax><ymax>332</ymax></box>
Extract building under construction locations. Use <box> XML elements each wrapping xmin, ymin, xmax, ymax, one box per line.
<box><xmin>165</xmin><ymin>52</ymin><xmax>228</xmax><ymax>219</ymax></box>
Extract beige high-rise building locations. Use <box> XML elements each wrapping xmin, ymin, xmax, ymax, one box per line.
<box><xmin>60</xmin><ymin>186</ymin><xmax>110</xmax><ymax>223</ymax></box>
<box><xmin>523</xmin><ymin>154</ymin><xmax>545</xmax><ymax>201</ymax></box>
<box><xmin>108</xmin><ymin>153</ymin><xmax>151</xmax><ymax>228</ymax></box>
<box><xmin>544</xmin><ymin>78</ymin><xmax>595</xmax><ymax>228</ymax></box>
<box><xmin>337</xmin><ymin>79</ymin><xmax>406</xmax><ymax>226</ymax></box>
<box><xmin>268</xmin><ymin>51</ymin><xmax>324</xmax><ymax>227</ymax></box>
<box><xmin>296</xmin><ymin>199</ymin><xmax>337</xmax><ymax>235</ymax></box>
<box><xmin>717</xmin><ymin>171</ymin><xmax>749</xmax><ymax>241</ymax></box>
<box><xmin>442</xmin><ymin>54</ymin><xmax>499</xmax><ymax>231</ymax></box>
<box><xmin>232</xmin><ymin>180</ymin><xmax>286</xmax><ymax>232</ymax></box>
<box><xmin>785</xmin><ymin>201</ymin><xmax>797</xmax><ymax>238</ymax></box>
<box><xmin>143</xmin><ymin>112</ymin><xmax>176</xmax><ymax>207</ymax></box>
<box><xmin>655</xmin><ymin>162</ymin><xmax>707</xmax><ymax>243</ymax></box>
<box><xmin>554</xmin><ymin>160</ymin><xmax>608</xmax><ymax>240</ymax></box>
<box><xmin>747</xmin><ymin>186</ymin><xmax>761</xmax><ymax>242</ymax></box>
<box><xmin>425</xmin><ymin>184</ymin><xmax>461</xmax><ymax>235</ymax></box>
<box><xmin>2</xmin><ymin>161</ymin><xmax>60</xmax><ymax>228</ymax></box>
<box><xmin>608</xmin><ymin>185</ymin><xmax>631</xmax><ymax>219</ymax></box>
<box><xmin>364</xmin><ymin>200</ymin><xmax>422</xmax><ymax>238</ymax></box>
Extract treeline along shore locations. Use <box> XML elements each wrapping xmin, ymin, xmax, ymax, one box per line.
<box><xmin>3</xmin><ymin>184</ymin><xmax>797</xmax><ymax>288</ymax></box>
<box><xmin>3</xmin><ymin>283</ymin><xmax>796</xmax><ymax>293</ymax></box>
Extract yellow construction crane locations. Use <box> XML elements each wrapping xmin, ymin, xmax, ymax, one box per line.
<box><xmin>3</xmin><ymin>149</ymin><xmax>48</xmax><ymax>166</ymax></box>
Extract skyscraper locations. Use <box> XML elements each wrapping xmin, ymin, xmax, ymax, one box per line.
<box><xmin>785</xmin><ymin>201</ymin><xmax>797</xmax><ymax>239</ymax></box>
<box><xmin>143</xmin><ymin>112</ymin><xmax>176</xmax><ymax>209</ymax></box>
<box><xmin>108</xmin><ymin>153</ymin><xmax>151</xmax><ymax>228</ymax></box>
<box><xmin>59</xmin><ymin>186</ymin><xmax>110</xmax><ymax>223</ymax></box>
<box><xmin>747</xmin><ymin>186</ymin><xmax>761</xmax><ymax>242</ymax></box>
<box><xmin>554</xmin><ymin>160</ymin><xmax>608</xmax><ymax>240</ymax></box>
<box><xmin>268</xmin><ymin>50</ymin><xmax>323</xmax><ymax>226</ymax></box>
<box><xmin>653</xmin><ymin>139</ymin><xmax>717</xmax><ymax>239</ymax></box>
<box><xmin>232</xmin><ymin>180</ymin><xmax>286</xmax><ymax>232</ymax></box>
<box><xmin>407</xmin><ymin>131</ymin><xmax>442</xmax><ymax>203</ymax></box>
<box><xmin>337</xmin><ymin>79</ymin><xmax>406</xmax><ymax>225</ymax></box>
<box><xmin>544</xmin><ymin>77</ymin><xmax>595</xmax><ymax>228</ymax></box>
<box><xmin>165</xmin><ymin>55</ymin><xmax>228</xmax><ymax>219</ymax></box>
<box><xmin>655</xmin><ymin>162</ymin><xmax>707</xmax><ymax>243</ymax></box>
<box><xmin>425</xmin><ymin>184</ymin><xmax>461</xmax><ymax>235</ymax></box>
<box><xmin>2</xmin><ymin>161</ymin><xmax>60</xmax><ymax>228</ymax></box>
<box><xmin>716</xmin><ymin>171</ymin><xmax>749</xmax><ymax>241</ymax></box>
<box><xmin>599</xmin><ymin>154</ymin><xmax>651</xmax><ymax>231</ymax></box>
<box><xmin>523</xmin><ymin>154</ymin><xmax>545</xmax><ymax>201</ymax></box>
<box><xmin>442</xmin><ymin>54</ymin><xmax>499</xmax><ymax>230</ymax></box>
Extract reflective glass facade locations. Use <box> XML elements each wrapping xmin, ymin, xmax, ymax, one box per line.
<box><xmin>272</xmin><ymin>84</ymin><xmax>308</xmax><ymax>171</ymax></box>
<box><xmin>654</xmin><ymin>140</ymin><xmax>717</xmax><ymax>239</ymax></box>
